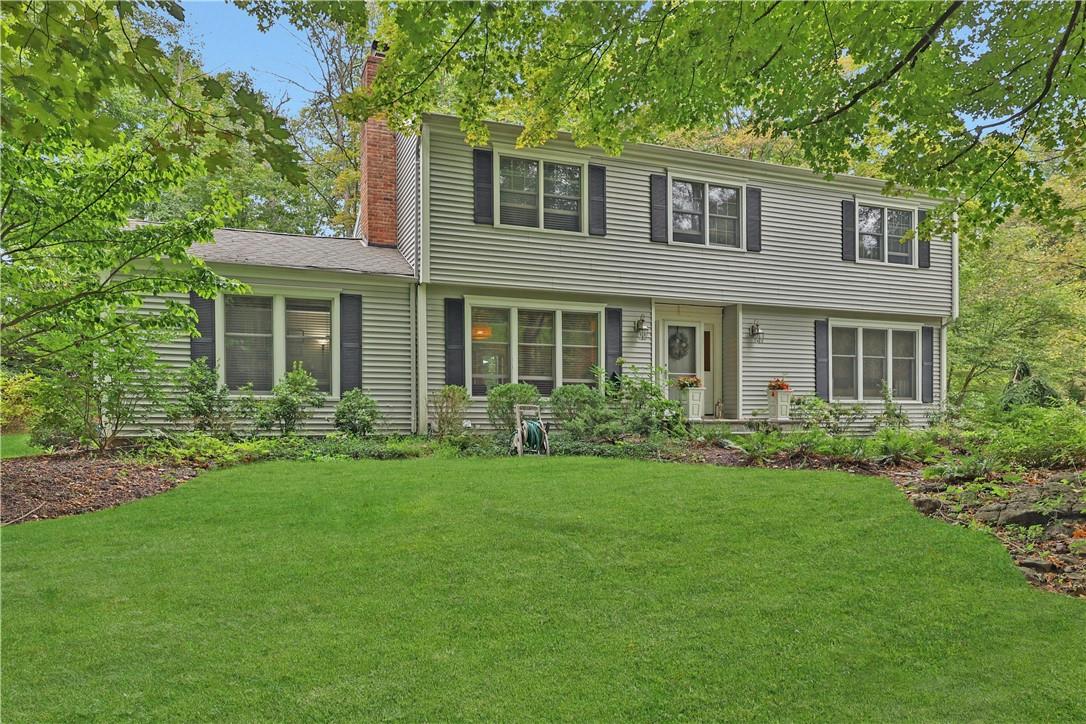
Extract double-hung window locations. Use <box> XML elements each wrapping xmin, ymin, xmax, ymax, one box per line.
<box><xmin>467</xmin><ymin>298</ymin><xmax>603</xmax><ymax>397</ymax></box>
<box><xmin>830</xmin><ymin>322</ymin><xmax>918</xmax><ymax>401</ymax></box>
<box><xmin>285</xmin><ymin>298</ymin><xmax>332</xmax><ymax>393</ymax></box>
<box><xmin>224</xmin><ymin>296</ymin><xmax>274</xmax><ymax>391</ymax></box>
<box><xmin>670</xmin><ymin>177</ymin><xmax>743</xmax><ymax>248</ymax></box>
<box><xmin>222</xmin><ymin>293</ymin><xmax>338</xmax><ymax>396</ymax></box>
<box><xmin>858</xmin><ymin>204</ymin><xmax>915</xmax><ymax>265</ymax></box>
<box><xmin>497</xmin><ymin>154</ymin><xmax>585</xmax><ymax>233</ymax></box>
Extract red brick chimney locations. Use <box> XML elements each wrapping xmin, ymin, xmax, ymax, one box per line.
<box><xmin>357</xmin><ymin>45</ymin><xmax>397</xmax><ymax>247</ymax></box>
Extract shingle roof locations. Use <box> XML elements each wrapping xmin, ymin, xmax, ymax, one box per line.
<box><xmin>190</xmin><ymin>228</ymin><xmax>414</xmax><ymax>277</ymax></box>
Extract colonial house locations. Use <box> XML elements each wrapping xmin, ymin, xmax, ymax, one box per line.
<box><xmin>146</xmin><ymin>49</ymin><xmax>956</xmax><ymax>434</ymax></box>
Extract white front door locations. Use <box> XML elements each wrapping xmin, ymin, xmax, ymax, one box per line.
<box><xmin>660</xmin><ymin>312</ymin><xmax>722</xmax><ymax>417</ymax></box>
<box><xmin>664</xmin><ymin>321</ymin><xmax>716</xmax><ymax>416</ymax></box>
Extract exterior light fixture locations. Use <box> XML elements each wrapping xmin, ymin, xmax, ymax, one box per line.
<box><xmin>748</xmin><ymin>321</ymin><xmax>766</xmax><ymax>343</ymax></box>
<box><xmin>634</xmin><ymin>315</ymin><xmax>649</xmax><ymax>340</ymax></box>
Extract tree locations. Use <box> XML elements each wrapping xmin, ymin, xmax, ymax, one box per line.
<box><xmin>347</xmin><ymin>1</ymin><xmax>1084</xmax><ymax>231</ymax></box>
<box><xmin>949</xmin><ymin>169</ymin><xmax>1086</xmax><ymax>405</ymax></box>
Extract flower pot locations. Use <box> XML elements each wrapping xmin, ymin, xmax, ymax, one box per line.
<box><xmin>767</xmin><ymin>388</ymin><xmax>792</xmax><ymax>420</ymax></box>
<box><xmin>682</xmin><ymin>387</ymin><xmax>705</xmax><ymax>422</ymax></box>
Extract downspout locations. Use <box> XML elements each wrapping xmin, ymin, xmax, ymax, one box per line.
<box><xmin>943</xmin><ymin>208</ymin><xmax>960</xmax><ymax>409</ymax></box>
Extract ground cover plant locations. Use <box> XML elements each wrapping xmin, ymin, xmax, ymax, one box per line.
<box><xmin>3</xmin><ymin>458</ymin><xmax>1084</xmax><ymax>721</ymax></box>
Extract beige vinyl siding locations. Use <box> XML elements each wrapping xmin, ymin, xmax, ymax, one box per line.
<box><xmin>137</xmin><ymin>265</ymin><xmax>414</xmax><ymax>435</ymax></box>
<box><xmin>396</xmin><ymin>133</ymin><xmax>420</xmax><ymax>272</ymax></box>
<box><xmin>426</xmin><ymin>117</ymin><xmax>953</xmax><ymax>317</ymax></box>
<box><xmin>739</xmin><ymin>305</ymin><xmax>943</xmax><ymax>428</ymax></box>
<box><xmin>425</xmin><ymin>285</ymin><xmax>652</xmax><ymax>430</ymax></box>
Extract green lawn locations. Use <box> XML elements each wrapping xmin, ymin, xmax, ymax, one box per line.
<box><xmin>3</xmin><ymin>458</ymin><xmax>1083</xmax><ymax>721</ymax></box>
<box><xmin>0</xmin><ymin>432</ymin><xmax>42</xmax><ymax>459</ymax></box>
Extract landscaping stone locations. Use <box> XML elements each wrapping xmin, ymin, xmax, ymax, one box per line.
<box><xmin>912</xmin><ymin>495</ymin><xmax>943</xmax><ymax>515</ymax></box>
<box><xmin>974</xmin><ymin>503</ymin><xmax>1005</xmax><ymax>524</ymax></box>
<box><xmin>997</xmin><ymin>503</ymin><xmax>1049</xmax><ymax>527</ymax></box>
<box><xmin>1018</xmin><ymin>557</ymin><xmax>1056</xmax><ymax>573</ymax></box>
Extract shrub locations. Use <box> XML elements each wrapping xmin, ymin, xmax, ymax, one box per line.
<box><xmin>792</xmin><ymin>395</ymin><xmax>866</xmax><ymax>435</ymax></box>
<box><xmin>982</xmin><ymin>404</ymin><xmax>1086</xmax><ymax>467</ymax></box>
<box><xmin>605</xmin><ymin>364</ymin><xmax>687</xmax><ymax>438</ymax></box>
<box><xmin>30</xmin><ymin>334</ymin><xmax>165</xmax><ymax>450</ymax></box>
<box><xmin>549</xmin><ymin>383</ymin><xmax>604</xmax><ymax>425</ymax></box>
<box><xmin>1000</xmin><ymin>360</ymin><xmax>1061</xmax><ymax>409</ymax></box>
<box><xmin>166</xmin><ymin>359</ymin><xmax>236</xmax><ymax>437</ymax></box>
<box><xmin>334</xmin><ymin>389</ymin><xmax>381</xmax><ymax>437</ymax></box>
<box><xmin>430</xmin><ymin>385</ymin><xmax>470</xmax><ymax>437</ymax></box>
<box><xmin>485</xmin><ymin>383</ymin><xmax>540</xmax><ymax>432</ymax></box>
<box><xmin>141</xmin><ymin>432</ymin><xmax>276</xmax><ymax>466</ymax></box>
<box><xmin>871</xmin><ymin>384</ymin><xmax>910</xmax><ymax>431</ymax></box>
<box><xmin>923</xmin><ymin>456</ymin><xmax>999</xmax><ymax>483</ymax></box>
<box><xmin>255</xmin><ymin>363</ymin><xmax>325</xmax><ymax>435</ymax></box>
<box><xmin>0</xmin><ymin>370</ymin><xmax>38</xmax><ymax>432</ymax></box>
<box><xmin>868</xmin><ymin>428</ymin><xmax>941</xmax><ymax>465</ymax></box>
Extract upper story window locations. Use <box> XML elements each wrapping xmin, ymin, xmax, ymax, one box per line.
<box><xmin>671</xmin><ymin>178</ymin><xmax>743</xmax><ymax>248</ymax></box>
<box><xmin>498</xmin><ymin>155</ymin><xmax>584</xmax><ymax>233</ymax></box>
<box><xmin>830</xmin><ymin>322</ymin><xmax>918</xmax><ymax>402</ymax></box>
<box><xmin>858</xmin><ymin>204</ymin><xmax>915</xmax><ymax>265</ymax></box>
<box><xmin>467</xmin><ymin>299</ymin><xmax>602</xmax><ymax>397</ymax></box>
<box><xmin>223</xmin><ymin>293</ymin><xmax>338</xmax><ymax>395</ymax></box>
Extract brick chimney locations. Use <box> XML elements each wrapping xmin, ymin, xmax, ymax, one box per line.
<box><xmin>357</xmin><ymin>44</ymin><xmax>397</xmax><ymax>247</ymax></box>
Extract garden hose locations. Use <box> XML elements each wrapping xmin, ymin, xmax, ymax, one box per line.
<box><xmin>523</xmin><ymin>419</ymin><xmax>545</xmax><ymax>453</ymax></box>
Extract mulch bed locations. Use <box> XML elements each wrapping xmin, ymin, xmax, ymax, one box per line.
<box><xmin>1</xmin><ymin>452</ymin><xmax>199</xmax><ymax>526</ymax></box>
<box><xmin>696</xmin><ymin>440</ymin><xmax>1086</xmax><ymax>598</ymax></box>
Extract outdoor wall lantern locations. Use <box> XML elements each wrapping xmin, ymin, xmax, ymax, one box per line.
<box><xmin>634</xmin><ymin>315</ymin><xmax>649</xmax><ymax>340</ymax></box>
<box><xmin>748</xmin><ymin>321</ymin><xmax>766</xmax><ymax>343</ymax></box>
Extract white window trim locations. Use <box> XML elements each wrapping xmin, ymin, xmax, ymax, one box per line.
<box><xmin>665</xmin><ymin>168</ymin><xmax>747</xmax><ymax>251</ymax></box>
<box><xmin>854</xmin><ymin>198</ymin><xmax>919</xmax><ymax>268</ymax></box>
<box><xmin>463</xmin><ymin>294</ymin><xmax>605</xmax><ymax>400</ymax></box>
<box><xmin>215</xmin><ymin>288</ymin><xmax>342</xmax><ymax>400</ymax></box>
<box><xmin>827</xmin><ymin>318</ymin><xmax>921</xmax><ymax>403</ymax></box>
<box><xmin>492</xmin><ymin>145</ymin><xmax>589</xmax><ymax>237</ymax></box>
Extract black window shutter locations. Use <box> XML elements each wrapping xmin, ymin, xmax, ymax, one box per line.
<box><xmin>814</xmin><ymin>319</ymin><xmax>830</xmax><ymax>401</ymax></box>
<box><xmin>917</xmin><ymin>209</ymin><xmax>931</xmax><ymax>268</ymax></box>
<box><xmin>444</xmin><ymin>298</ymin><xmax>465</xmax><ymax>386</ymax></box>
<box><xmin>340</xmin><ymin>293</ymin><xmax>362</xmax><ymax>392</ymax></box>
<box><xmin>922</xmin><ymin>325</ymin><xmax>934</xmax><ymax>403</ymax></box>
<box><xmin>841</xmin><ymin>200</ymin><xmax>856</xmax><ymax>261</ymax></box>
<box><xmin>605</xmin><ymin>307</ymin><xmax>623</xmax><ymax>377</ymax></box>
<box><xmin>745</xmin><ymin>186</ymin><xmax>762</xmax><ymax>252</ymax></box>
<box><xmin>588</xmin><ymin>164</ymin><xmax>607</xmax><ymax>236</ymax></box>
<box><xmin>473</xmin><ymin>149</ymin><xmax>494</xmax><ymax>225</ymax></box>
<box><xmin>189</xmin><ymin>292</ymin><xmax>216</xmax><ymax>369</ymax></box>
<box><xmin>649</xmin><ymin>173</ymin><xmax>668</xmax><ymax>242</ymax></box>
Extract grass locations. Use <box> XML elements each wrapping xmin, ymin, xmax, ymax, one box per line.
<box><xmin>0</xmin><ymin>432</ymin><xmax>42</xmax><ymax>459</ymax></box>
<box><xmin>3</xmin><ymin>458</ymin><xmax>1083</xmax><ymax>721</ymax></box>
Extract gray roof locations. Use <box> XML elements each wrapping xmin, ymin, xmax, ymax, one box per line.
<box><xmin>190</xmin><ymin>227</ymin><xmax>413</xmax><ymax>277</ymax></box>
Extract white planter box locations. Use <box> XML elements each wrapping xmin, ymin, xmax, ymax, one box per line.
<box><xmin>682</xmin><ymin>387</ymin><xmax>705</xmax><ymax>422</ymax></box>
<box><xmin>767</xmin><ymin>389</ymin><xmax>793</xmax><ymax>420</ymax></box>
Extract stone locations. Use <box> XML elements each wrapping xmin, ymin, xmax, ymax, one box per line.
<box><xmin>917</xmin><ymin>480</ymin><xmax>948</xmax><ymax>494</ymax></box>
<box><xmin>913</xmin><ymin>495</ymin><xmax>944</xmax><ymax>515</ymax></box>
<box><xmin>1018</xmin><ymin>557</ymin><xmax>1056</xmax><ymax>573</ymax></box>
<box><xmin>998</xmin><ymin>503</ymin><xmax>1050</xmax><ymax>528</ymax></box>
<box><xmin>1018</xmin><ymin>566</ymin><xmax>1047</xmax><ymax>584</ymax></box>
<box><xmin>974</xmin><ymin>503</ymin><xmax>1005</xmax><ymax>524</ymax></box>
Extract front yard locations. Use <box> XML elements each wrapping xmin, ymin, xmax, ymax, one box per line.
<box><xmin>3</xmin><ymin>458</ymin><xmax>1083</xmax><ymax>721</ymax></box>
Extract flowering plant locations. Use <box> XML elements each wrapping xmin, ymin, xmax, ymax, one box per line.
<box><xmin>767</xmin><ymin>378</ymin><xmax>791</xmax><ymax>391</ymax></box>
<box><xmin>674</xmin><ymin>375</ymin><xmax>703</xmax><ymax>389</ymax></box>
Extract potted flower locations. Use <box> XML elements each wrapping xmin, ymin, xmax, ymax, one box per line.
<box><xmin>766</xmin><ymin>378</ymin><xmax>792</xmax><ymax>420</ymax></box>
<box><xmin>674</xmin><ymin>375</ymin><xmax>705</xmax><ymax>421</ymax></box>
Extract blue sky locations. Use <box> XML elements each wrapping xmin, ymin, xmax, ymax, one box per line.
<box><xmin>181</xmin><ymin>1</ymin><xmax>321</xmax><ymax>115</ymax></box>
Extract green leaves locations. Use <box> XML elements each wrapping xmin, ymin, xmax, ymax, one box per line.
<box><xmin>1</xmin><ymin>1</ymin><xmax>313</xmax><ymax>186</ymax></box>
<box><xmin>350</xmin><ymin>0</ymin><xmax>1085</xmax><ymax>228</ymax></box>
